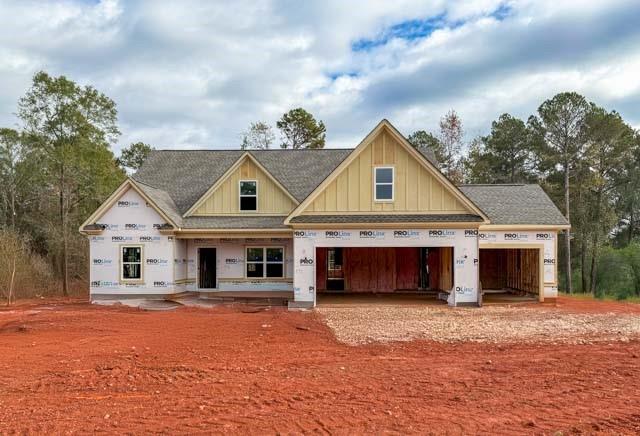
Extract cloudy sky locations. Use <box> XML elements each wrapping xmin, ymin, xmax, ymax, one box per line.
<box><xmin>1</xmin><ymin>0</ymin><xmax>640</xmax><ymax>153</ymax></box>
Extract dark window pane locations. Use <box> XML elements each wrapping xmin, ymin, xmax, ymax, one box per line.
<box><xmin>123</xmin><ymin>263</ymin><xmax>141</xmax><ymax>279</ymax></box>
<box><xmin>246</xmin><ymin>248</ymin><xmax>264</xmax><ymax>262</ymax></box>
<box><xmin>266</xmin><ymin>247</ymin><xmax>283</xmax><ymax>262</ymax></box>
<box><xmin>240</xmin><ymin>181</ymin><xmax>257</xmax><ymax>195</ymax></box>
<box><xmin>247</xmin><ymin>262</ymin><xmax>264</xmax><ymax>277</ymax></box>
<box><xmin>376</xmin><ymin>184</ymin><xmax>393</xmax><ymax>200</ymax></box>
<box><xmin>266</xmin><ymin>263</ymin><xmax>283</xmax><ymax>278</ymax></box>
<box><xmin>122</xmin><ymin>247</ymin><xmax>141</xmax><ymax>262</ymax></box>
<box><xmin>240</xmin><ymin>196</ymin><xmax>257</xmax><ymax>211</ymax></box>
<box><xmin>376</xmin><ymin>168</ymin><xmax>393</xmax><ymax>184</ymax></box>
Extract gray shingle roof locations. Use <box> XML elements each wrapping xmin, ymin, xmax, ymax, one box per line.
<box><xmin>459</xmin><ymin>184</ymin><xmax>569</xmax><ymax>226</ymax></box>
<box><xmin>289</xmin><ymin>214</ymin><xmax>483</xmax><ymax>224</ymax></box>
<box><xmin>133</xmin><ymin>150</ymin><xmax>244</xmax><ymax>214</ymax></box>
<box><xmin>182</xmin><ymin>216</ymin><xmax>289</xmax><ymax>229</ymax></box>
<box><xmin>249</xmin><ymin>150</ymin><xmax>352</xmax><ymax>201</ymax></box>
<box><xmin>127</xmin><ymin>149</ymin><xmax>567</xmax><ymax>229</ymax></box>
<box><xmin>132</xmin><ymin>179</ymin><xmax>184</xmax><ymax>227</ymax></box>
<box><xmin>132</xmin><ymin>149</ymin><xmax>351</xmax><ymax>214</ymax></box>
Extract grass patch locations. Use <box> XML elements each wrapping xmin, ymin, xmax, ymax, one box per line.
<box><xmin>559</xmin><ymin>292</ymin><xmax>640</xmax><ymax>304</ymax></box>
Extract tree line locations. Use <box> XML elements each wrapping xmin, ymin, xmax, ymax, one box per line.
<box><xmin>406</xmin><ymin>94</ymin><xmax>640</xmax><ymax>298</ymax></box>
<box><xmin>1</xmin><ymin>71</ymin><xmax>639</xmax><ymax>302</ymax></box>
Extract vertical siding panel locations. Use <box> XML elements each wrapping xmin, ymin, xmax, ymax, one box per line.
<box><xmin>348</xmin><ymin>161</ymin><xmax>359</xmax><ymax>211</ymax></box>
<box><xmin>384</xmin><ymin>133</ymin><xmax>395</xmax><ymax>164</ymax></box>
<box><xmin>360</xmin><ymin>149</ymin><xmax>372</xmax><ymax>210</ymax></box>
<box><xmin>373</xmin><ymin>138</ymin><xmax>384</xmax><ymax>165</ymax></box>
<box><xmin>327</xmin><ymin>181</ymin><xmax>338</xmax><ymax>211</ymax></box>
<box><xmin>336</xmin><ymin>172</ymin><xmax>348</xmax><ymax>210</ymax></box>
<box><xmin>396</xmin><ymin>146</ymin><xmax>407</xmax><ymax>210</ymax></box>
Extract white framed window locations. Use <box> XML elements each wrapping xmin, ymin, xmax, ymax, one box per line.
<box><xmin>121</xmin><ymin>245</ymin><xmax>143</xmax><ymax>281</ymax></box>
<box><xmin>246</xmin><ymin>246</ymin><xmax>284</xmax><ymax>278</ymax></box>
<box><xmin>239</xmin><ymin>180</ymin><xmax>257</xmax><ymax>211</ymax></box>
<box><xmin>374</xmin><ymin>167</ymin><xmax>394</xmax><ymax>201</ymax></box>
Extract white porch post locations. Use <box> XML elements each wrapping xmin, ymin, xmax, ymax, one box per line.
<box><xmin>291</xmin><ymin>230</ymin><xmax>317</xmax><ymax>309</ymax></box>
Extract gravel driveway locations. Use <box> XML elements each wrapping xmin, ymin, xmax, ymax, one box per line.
<box><xmin>317</xmin><ymin>305</ymin><xmax>640</xmax><ymax>345</ymax></box>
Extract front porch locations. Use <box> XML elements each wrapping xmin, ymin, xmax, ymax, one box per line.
<box><xmin>173</xmin><ymin>235</ymin><xmax>295</xmax><ymax>296</ymax></box>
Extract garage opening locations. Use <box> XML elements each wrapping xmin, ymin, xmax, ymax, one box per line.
<box><xmin>479</xmin><ymin>248</ymin><xmax>542</xmax><ymax>302</ymax></box>
<box><xmin>316</xmin><ymin>247</ymin><xmax>453</xmax><ymax>295</ymax></box>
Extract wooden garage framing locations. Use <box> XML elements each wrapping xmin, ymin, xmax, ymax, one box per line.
<box><xmin>479</xmin><ymin>243</ymin><xmax>545</xmax><ymax>303</ymax></box>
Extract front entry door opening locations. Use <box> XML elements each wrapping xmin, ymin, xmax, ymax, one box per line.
<box><xmin>326</xmin><ymin>248</ymin><xmax>345</xmax><ymax>291</ymax></box>
<box><xmin>198</xmin><ymin>247</ymin><xmax>217</xmax><ymax>289</ymax></box>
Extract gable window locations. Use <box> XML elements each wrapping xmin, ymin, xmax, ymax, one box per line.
<box><xmin>374</xmin><ymin>167</ymin><xmax>394</xmax><ymax>201</ymax></box>
<box><xmin>246</xmin><ymin>247</ymin><xmax>284</xmax><ymax>278</ymax></box>
<box><xmin>240</xmin><ymin>180</ymin><xmax>257</xmax><ymax>211</ymax></box>
<box><xmin>121</xmin><ymin>245</ymin><xmax>143</xmax><ymax>281</ymax></box>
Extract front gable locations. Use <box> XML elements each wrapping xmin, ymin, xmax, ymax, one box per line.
<box><xmin>188</xmin><ymin>153</ymin><xmax>298</xmax><ymax>216</ymax></box>
<box><xmin>287</xmin><ymin>120</ymin><xmax>487</xmax><ymax>222</ymax></box>
<box><xmin>80</xmin><ymin>178</ymin><xmax>178</xmax><ymax>234</ymax></box>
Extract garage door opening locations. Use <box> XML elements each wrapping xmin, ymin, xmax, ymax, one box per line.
<box><xmin>479</xmin><ymin>247</ymin><xmax>543</xmax><ymax>303</ymax></box>
<box><xmin>315</xmin><ymin>247</ymin><xmax>453</xmax><ymax>295</ymax></box>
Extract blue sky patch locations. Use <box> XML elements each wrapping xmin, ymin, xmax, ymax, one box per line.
<box><xmin>351</xmin><ymin>3</ymin><xmax>512</xmax><ymax>52</ymax></box>
<box><xmin>352</xmin><ymin>14</ymin><xmax>447</xmax><ymax>52</ymax></box>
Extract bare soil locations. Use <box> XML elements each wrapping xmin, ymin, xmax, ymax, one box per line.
<box><xmin>0</xmin><ymin>297</ymin><xmax>639</xmax><ymax>434</ymax></box>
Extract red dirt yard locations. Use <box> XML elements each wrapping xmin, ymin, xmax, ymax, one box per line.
<box><xmin>1</xmin><ymin>297</ymin><xmax>640</xmax><ymax>434</ymax></box>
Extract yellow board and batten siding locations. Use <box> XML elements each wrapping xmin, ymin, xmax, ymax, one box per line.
<box><xmin>193</xmin><ymin>158</ymin><xmax>296</xmax><ymax>215</ymax></box>
<box><xmin>303</xmin><ymin>130</ymin><xmax>470</xmax><ymax>214</ymax></box>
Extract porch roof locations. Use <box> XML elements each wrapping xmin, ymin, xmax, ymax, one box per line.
<box><xmin>288</xmin><ymin>214</ymin><xmax>484</xmax><ymax>224</ymax></box>
<box><xmin>181</xmin><ymin>215</ymin><xmax>289</xmax><ymax>229</ymax></box>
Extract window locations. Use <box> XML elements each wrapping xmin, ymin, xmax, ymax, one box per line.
<box><xmin>240</xmin><ymin>180</ymin><xmax>257</xmax><ymax>211</ymax></box>
<box><xmin>121</xmin><ymin>245</ymin><xmax>142</xmax><ymax>281</ymax></box>
<box><xmin>246</xmin><ymin>247</ymin><xmax>284</xmax><ymax>278</ymax></box>
<box><xmin>374</xmin><ymin>167</ymin><xmax>394</xmax><ymax>201</ymax></box>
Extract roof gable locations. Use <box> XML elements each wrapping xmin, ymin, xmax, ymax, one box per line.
<box><xmin>79</xmin><ymin>178</ymin><xmax>180</xmax><ymax>232</ymax></box>
<box><xmin>286</xmin><ymin>120</ymin><xmax>488</xmax><ymax>223</ymax></box>
<box><xmin>132</xmin><ymin>149</ymin><xmax>350</xmax><ymax>215</ymax></box>
<box><xmin>186</xmin><ymin>153</ymin><xmax>298</xmax><ymax>216</ymax></box>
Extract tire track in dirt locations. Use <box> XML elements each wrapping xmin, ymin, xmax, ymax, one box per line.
<box><xmin>0</xmin><ymin>299</ymin><xmax>640</xmax><ymax>434</ymax></box>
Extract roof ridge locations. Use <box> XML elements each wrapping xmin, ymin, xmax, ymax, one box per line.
<box><xmin>459</xmin><ymin>183</ymin><xmax>528</xmax><ymax>186</ymax></box>
<box><xmin>148</xmin><ymin>148</ymin><xmax>354</xmax><ymax>152</ymax></box>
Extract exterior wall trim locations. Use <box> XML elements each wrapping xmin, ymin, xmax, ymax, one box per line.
<box><xmin>289</xmin><ymin>222</ymin><xmax>483</xmax><ymax>229</ymax></box>
<box><xmin>479</xmin><ymin>224</ymin><xmax>570</xmax><ymax>230</ymax></box>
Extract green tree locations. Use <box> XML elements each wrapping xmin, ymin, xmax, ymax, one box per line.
<box><xmin>407</xmin><ymin>130</ymin><xmax>441</xmax><ymax>150</ymax></box>
<box><xmin>528</xmin><ymin>92</ymin><xmax>590</xmax><ymax>293</ymax></box>
<box><xmin>438</xmin><ymin>110</ymin><xmax>464</xmax><ymax>183</ymax></box>
<box><xmin>582</xmin><ymin>106</ymin><xmax>635</xmax><ymax>293</ymax></box>
<box><xmin>17</xmin><ymin>71</ymin><xmax>124</xmax><ymax>296</ymax></box>
<box><xmin>118</xmin><ymin>142</ymin><xmax>154</xmax><ymax>171</ymax></box>
<box><xmin>241</xmin><ymin>121</ymin><xmax>275</xmax><ymax>150</ymax></box>
<box><xmin>277</xmin><ymin>108</ymin><xmax>326</xmax><ymax>149</ymax></box>
<box><xmin>407</xmin><ymin>130</ymin><xmax>442</xmax><ymax>165</ymax></box>
<box><xmin>613</xmin><ymin>132</ymin><xmax>640</xmax><ymax>246</ymax></box>
<box><xmin>465</xmin><ymin>114</ymin><xmax>536</xmax><ymax>184</ymax></box>
<box><xmin>0</xmin><ymin>129</ymin><xmax>39</xmax><ymax>230</ymax></box>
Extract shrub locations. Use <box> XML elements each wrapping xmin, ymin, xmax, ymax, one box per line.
<box><xmin>0</xmin><ymin>228</ymin><xmax>56</xmax><ymax>304</ymax></box>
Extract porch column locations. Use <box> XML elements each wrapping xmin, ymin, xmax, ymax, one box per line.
<box><xmin>451</xmin><ymin>232</ymin><xmax>480</xmax><ymax>306</ymax></box>
<box><xmin>290</xmin><ymin>230</ymin><xmax>317</xmax><ymax>309</ymax></box>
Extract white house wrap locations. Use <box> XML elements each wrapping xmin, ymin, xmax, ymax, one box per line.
<box><xmin>82</xmin><ymin>120</ymin><xmax>569</xmax><ymax>307</ymax></box>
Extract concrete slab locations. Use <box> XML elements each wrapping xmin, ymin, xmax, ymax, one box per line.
<box><xmin>171</xmin><ymin>295</ymin><xmax>221</xmax><ymax>308</ymax></box>
<box><xmin>317</xmin><ymin>293</ymin><xmax>446</xmax><ymax>308</ymax></box>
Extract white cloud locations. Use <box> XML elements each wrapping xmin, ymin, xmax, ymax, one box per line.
<box><xmin>0</xmin><ymin>0</ymin><xmax>638</xmax><ymax>153</ymax></box>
